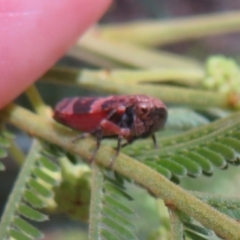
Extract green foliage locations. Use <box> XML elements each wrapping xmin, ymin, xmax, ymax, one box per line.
<box><xmin>166</xmin><ymin>108</ymin><xmax>210</xmax><ymax>131</ymax></box>
<box><xmin>0</xmin><ymin>129</ymin><xmax>13</xmax><ymax>170</ymax></box>
<box><xmin>176</xmin><ymin>192</ymin><xmax>240</xmax><ymax>239</ymax></box>
<box><xmin>0</xmin><ymin>141</ymin><xmax>60</xmax><ymax>240</ymax></box>
<box><xmin>195</xmin><ymin>192</ymin><xmax>240</xmax><ymax>224</ymax></box>
<box><xmin>2</xmin><ymin>72</ymin><xmax>240</xmax><ymax>240</ymax></box>
<box><xmin>89</xmin><ymin>164</ymin><xmax>137</xmax><ymax>240</ymax></box>
<box><xmin>122</xmin><ymin>110</ymin><xmax>240</xmax><ymax>182</ymax></box>
<box><xmin>204</xmin><ymin>56</ymin><xmax>240</xmax><ymax>95</ymax></box>
<box><xmin>54</xmin><ymin>156</ymin><xmax>91</xmax><ymax>221</ymax></box>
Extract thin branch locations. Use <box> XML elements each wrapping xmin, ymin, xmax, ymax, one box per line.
<box><xmin>43</xmin><ymin>66</ymin><xmax>204</xmax><ymax>88</ymax></box>
<box><xmin>25</xmin><ymin>85</ymin><xmax>52</xmax><ymax>117</ymax></box>
<box><xmin>88</xmin><ymin>163</ymin><xmax>104</xmax><ymax>240</ymax></box>
<box><xmin>8</xmin><ymin>140</ymin><xmax>25</xmax><ymax>165</ymax></box>
<box><xmin>2</xmin><ymin>104</ymin><xmax>240</xmax><ymax>239</ymax></box>
<box><xmin>1</xmin><ymin>126</ymin><xmax>25</xmax><ymax>165</ymax></box>
<box><xmin>42</xmin><ymin>67</ymin><xmax>233</xmax><ymax>109</ymax></box>
<box><xmin>100</xmin><ymin>11</ymin><xmax>240</xmax><ymax>46</ymax></box>
<box><xmin>67</xmin><ymin>47</ymin><xmax>126</xmax><ymax>68</ymax></box>
<box><xmin>77</xmin><ymin>32</ymin><xmax>201</xmax><ymax>69</ymax></box>
<box><xmin>168</xmin><ymin>209</ymin><xmax>184</xmax><ymax>240</ymax></box>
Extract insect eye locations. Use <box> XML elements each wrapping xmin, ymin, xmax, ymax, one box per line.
<box><xmin>140</xmin><ymin>106</ymin><xmax>148</xmax><ymax>114</ymax></box>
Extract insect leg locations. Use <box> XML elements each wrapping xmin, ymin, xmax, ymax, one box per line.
<box><xmin>79</xmin><ymin>103</ymin><xmax>126</xmax><ymax>142</ymax></box>
<box><xmin>100</xmin><ymin>119</ymin><xmax>131</xmax><ymax>138</ymax></box>
<box><xmin>72</xmin><ymin>123</ymin><xmax>106</xmax><ymax>143</ymax></box>
<box><xmin>119</xmin><ymin>142</ymin><xmax>129</xmax><ymax>149</ymax></box>
<box><xmin>152</xmin><ymin>134</ymin><xmax>158</xmax><ymax>149</ymax></box>
<box><xmin>119</xmin><ymin>138</ymin><xmax>135</xmax><ymax>149</ymax></box>
<box><xmin>108</xmin><ymin>135</ymin><xmax>123</xmax><ymax>169</ymax></box>
<box><xmin>72</xmin><ymin>132</ymin><xmax>91</xmax><ymax>143</ymax></box>
<box><xmin>100</xmin><ymin>119</ymin><xmax>131</xmax><ymax>167</ymax></box>
<box><xmin>88</xmin><ymin>128</ymin><xmax>103</xmax><ymax>163</ymax></box>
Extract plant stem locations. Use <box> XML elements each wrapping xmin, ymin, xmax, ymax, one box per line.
<box><xmin>42</xmin><ymin>67</ymin><xmax>231</xmax><ymax>109</ymax></box>
<box><xmin>100</xmin><ymin>11</ymin><xmax>240</xmax><ymax>46</ymax></box>
<box><xmin>2</xmin><ymin>104</ymin><xmax>240</xmax><ymax>239</ymax></box>
<box><xmin>8</xmin><ymin>140</ymin><xmax>25</xmax><ymax>165</ymax></box>
<box><xmin>88</xmin><ymin>163</ymin><xmax>104</xmax><ymax>240</ymax></box>
<box><xmin>44</xmin><ymin>67</ymin><xmax>204</xmax><ymax>88</ymax></box>
<box><xmin>168</xmin><ymin>209</ymin><xmax>184</xmax><ymax>240</ymax></box>
<box><xmin>25</xmin><ymin>85</ymin><xmax>52</xmax><ymax>117</ymax></box>
<box><xmin>77</xmin><ymin>32</ymin><xmax>201</xmax><ymax>69</ymax></box>
<box><xmin>67</xmin><ymin>47</ymin><xmax>126</xmax><ymax>68</ymax></box>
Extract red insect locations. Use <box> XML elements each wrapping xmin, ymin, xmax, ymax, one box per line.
<box><xmin>53</xmin><ymin>95</ymin><xmax>167</xmax><ymax>167</ymax></box>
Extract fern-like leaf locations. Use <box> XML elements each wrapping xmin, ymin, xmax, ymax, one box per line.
<box><xmin>178</xmin><ymin>192</ymin><xmax>240</xmax><ymax>239</ymax></box>
<box><xmin>89</xmin><ymin>164</ymin><xmax>137</xmax><ymax>240</ymax></box>
<box><xmin>195</xmin><ymin>192</ymin><xmax>240</xmax><ymax>224</ymax></box>
<box><xmin>174</xmin><ymin>210</ymin><xmax>213</xmax><ymax>240</ymax></box>
<box><xmin>123</xmin><ymin>111</ymin><xmax>240</xmax><ymax>180</ymax></box>
<box><xmin>0</xmin><ymin>140</ymin><xmax>60</xmax><ymax>240</ymax></box>
<box><xmin>166</xmin><ymin>108</ymin><xmax>209</xmax><ymax>131</ymax></box>
<box><xmin>0</xmin><ymin>129</ymin><xmax>13</xmax><ymax>170</ymax></box>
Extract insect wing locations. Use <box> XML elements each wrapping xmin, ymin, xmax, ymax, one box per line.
<box><xmin>54</xmin><ymin>97</ymin><xmax>109</xmax><ymax>132</ymax></box>
<box><xmin>53</xmin><ymin>96</ymin><xmax>129</xmax><ymax>133</ymax></box>
<box><xmin>55</xmin><ymin>111</ymin><xmax>109</xmax><ymax>132</ymax></box>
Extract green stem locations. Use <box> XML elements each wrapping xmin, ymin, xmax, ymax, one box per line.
<box><xmin>168</xmin><ymin>210</ymin><xmax>184</xmax><ymax>240</ymax></box>
<box><xmin>1</xmin><ymin>126</ymin><xmax>25</xmax><ymax>166</ymax></box>
<box><xmin>8</xmin><ymin>140</ymin><xmax>25</xmax><ymax>165</ymax></box>
<box><xmin>44</xmin><ymin>67</ymin><xmax>204</xmax><ymax>88</ymax></box>
<box><xmin>78</xmin><ymin>33</ymin><xmax>201</xmax><ymax>69</ymax></box>
<box><xmin>25</xmin><ymin>85</ymin><xmax>44</xmax><ymax>113</ymax></box>
<box><xmin>88</xmin><ymin>163</ymin><xmax>104</xmax><ymax>240</ymax></box>
<box><xmin>42</xmin><ymin>67</ymin><xmax>231</xmax><ymax>109</ymax></box>
<box><xmin>2</xmin><ymin>104</ymin><xmax>240</xmax><ymax>239</ymax></box>
<box><xmin>155</xmin><ymin>199</ymin><xmax>171</xmax><ymax>239</ymax></box>
<box><xmin>25</xmin><ymin>85</ymin><xmax>51</xmax><ymax>117</ymax></box>
<box><xmin>100</xmin><ymin>11</ymin><xmax>240</xmax><ymax>46</ymax></box>
<box><xmin>67</xmin><ymin>47</ymin><xmax>126</xmax><ymax>68</ymax></box>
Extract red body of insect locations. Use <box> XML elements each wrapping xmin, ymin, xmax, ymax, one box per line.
<box><xmin>53</xmin><ymin>95</ymin><xmax>167</xmax><ymax>166</ymax></box>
